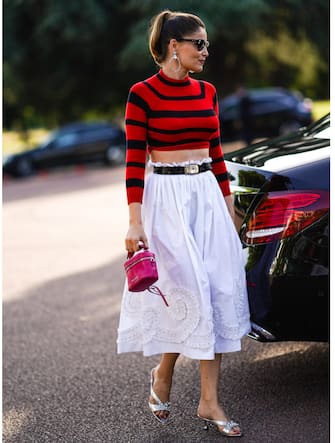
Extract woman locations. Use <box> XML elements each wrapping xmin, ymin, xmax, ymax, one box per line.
<box><xmin>117</xmin><ymin>10</ymin><xmax>250</xmax><ymax>437</ymax></box>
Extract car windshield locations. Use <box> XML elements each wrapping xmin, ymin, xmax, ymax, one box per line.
<box><xmin>225</xmin><ymin>113</ymin><xmax>330</xmax><ymax>167</ymax></box>
<box><xmin>303</xmin><ymin>113</ymin><xmax>330</xmax><ymax>137</ymax></box>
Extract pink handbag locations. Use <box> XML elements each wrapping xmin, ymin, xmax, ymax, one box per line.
<box><xmin>124</xmin><ymin>247</ymin><xmax>169</xmax><ymax>307</ymax></box>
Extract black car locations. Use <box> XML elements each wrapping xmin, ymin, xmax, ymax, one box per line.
<box><xmin>219</xmin><ymin>88</ymin><xmax>313</xmax><ymax>143</ymax></box>
<box><xmin>3</xmin><ymin>121</ymin><xmax>126</xmax><ymax>177</ymax></box>
<box><xmin>225</xmin><ymin>113</ymin><xmax>330</xmax><ymax>342</ymax></box>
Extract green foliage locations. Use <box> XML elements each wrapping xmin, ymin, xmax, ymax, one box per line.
<box><xmin>3</xmin><ymin>0</ymin><xmax>329</xmax><ymax>129</ymax></box>
<box><xmin>312</xmin><ymin>101</ymin><xmax>330</xmax><ymax>121</ymax></box>
<box><xmin>246</xmin><ymin>30</ymin><xmax>327</xmax><ymax>96</ymax></box>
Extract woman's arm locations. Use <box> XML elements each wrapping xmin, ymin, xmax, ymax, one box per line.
<box><xmin>125</xmin><ymin>202</ymin><xmax>149</xmax><ymax>252</ymax></box>
<box><xmin>209</xmin><ymin>90</ymin><xmax>231</xmax><ymax>198</ymax></box>
<box><xmin>124</xmin><ymin>84</ymin><xmax>150</xmax><ymax>252</ymax></box>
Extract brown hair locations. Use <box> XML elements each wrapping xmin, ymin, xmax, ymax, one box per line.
<box><xmin>149</xmin><ymin>10</ymin><xmax>205</xmax><ymax>65</ymax></box>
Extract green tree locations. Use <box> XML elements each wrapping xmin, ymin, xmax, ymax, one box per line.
<box><xmin>4</xmin><ymin>0</ymin><xmax>137</xmax><ymax>128</ymax></box>
<box><xmin>121</xmin><ymin>0</ymin><xmax>329</xmax><ymax>96</ymax></box>
<box><xmin>3</xmin><ymin>0</ymin><xmax>329</xmax><ymax>130</ymax></box>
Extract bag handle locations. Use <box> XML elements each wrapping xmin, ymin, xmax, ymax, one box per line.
<box><xmin>127</xmin><ymin>242</ymin><xmax>147</xmax><ymax>259</ymax></box>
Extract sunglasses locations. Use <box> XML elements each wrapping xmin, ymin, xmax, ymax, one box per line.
<box><xmin>176</xmin><ymin>38</ymin><xmax>210</xmax><ymax>51</ymax></box>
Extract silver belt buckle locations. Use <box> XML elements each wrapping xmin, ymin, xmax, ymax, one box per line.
<box><xmin>184</xmin><ymin>164</ymin><xmax>199</xmax><ymax>174</ymax></box>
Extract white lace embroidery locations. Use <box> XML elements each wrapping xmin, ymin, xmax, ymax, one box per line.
<box><xmin>119</xmin><ymin>287</ymin><xmax>205</xmax><ymax>346</ymax></box>
<box><xmin>118</xmin><ymin>282</ymin><xmax>249</xmax><ymax>347</ymax></box>
<box><xmin>155</xmin><ymin>287</ymin><xmax>200</xmax><ymax>343</ymax></box>
<box><xmin>212</xmin><ymin>277</ymin><xmax>250</xmax><ymax>340</ymax></box>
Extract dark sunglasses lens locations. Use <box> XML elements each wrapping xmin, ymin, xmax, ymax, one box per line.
<box><xmin>196</xmin><ymin>40</ymin><xmax>208</xmax><ymax>50</ymax></box>
<box><xmin>196</xmin><ymin>40</ymin><xmax>205</xmax><ymax>50</ymax></box>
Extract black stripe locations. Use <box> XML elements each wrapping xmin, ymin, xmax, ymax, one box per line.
<box><xmin>127</xmin><ymin>140</ymin><xmax>147</xmax><ymax>149</ymax></box>
<box><xmin>148</xmin><ymin>137</ymin><xmax>208</xmax><ymax>147</ymax></box>
<box><xmin>157</xmin><ymin>72</ymin><xmax>191</xmax><ymax>87</ymax></box>
<box><xmin>125</xmin><ymin>119</ymin><xmax>147</xmax><ymax>128</ymax></box>
<box><xmin>210</xmin><ymin>137</ymin><xmax>220</xmax><ymax>147</ymax></box>
<box><xmin>126</xmin><ymin>178</ymin><xmax>144</xmax><ymax>188</ymax></box>
<box><xmin>126</xmin><ymin>161</ymin><xmax>146</xmax><ymax>168</ymax></box>
<box><xmin>149</xmin><ymin>109</ymin><xmax>215</xmax><ymax>118</ymax></box>
<box><xmin>216</xmin><ymin>172</ymin><xmax>229</xmax><ymax>182</ymax></box>
<box><xmin>148</xmin><ymin>125</ymin><xmax>215</xmax><ymax>134</ymax></box>
<box><xmin>213</xmin><ymin>93</ymin><xmax>217</xmax><ymax>108</ymax></box>
<box><xmin>212</xmin><ymin>156</ymin><xmax>224</xmax><ymax>164</ymax></box>
<box><xmin>128</xmin><ymin>91</ymin><xmax>151</xmax><ymax>113</ymax></box>
<box><xmin>144</xmin><ymin>81</ymin><xmax>205</xmax><ymax>100</ymax></box>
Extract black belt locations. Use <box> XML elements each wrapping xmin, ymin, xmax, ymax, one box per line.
<box><xmin>153</xmin><ymin>162</ymin><xmax>212</xmax><ymax>175</ymax></box>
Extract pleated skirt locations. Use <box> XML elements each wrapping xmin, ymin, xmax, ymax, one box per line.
<box><xmin>117</xmin><ymin>166</ymin><xmax>250</xmax><ymax>360</ymax></box>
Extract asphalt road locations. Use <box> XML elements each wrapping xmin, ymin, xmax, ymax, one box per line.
<box><xmin>3</xmin><ymin>165</ymin><xmax>329</xmax><ymax>443</ymax></box>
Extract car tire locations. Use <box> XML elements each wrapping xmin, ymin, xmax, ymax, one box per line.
<box><xmin>104</xmin><ymin>145</ymin><xmax>126</xmax><ymax>166</ymax></box>
<box><xmin>15</xmin><ymin>157</ymin><xmax>35</xmax><ymax>177</ymax></box>
<box><xmin>279</xmin><ymin>120</ymin><xmax>301</xmax><ymax>135</ymax></box>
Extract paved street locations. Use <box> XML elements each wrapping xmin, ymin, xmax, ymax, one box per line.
<box><xmin>3</xmin><ymin>165</ymin><xmax>329</xmax><ymax>443</ymax></box>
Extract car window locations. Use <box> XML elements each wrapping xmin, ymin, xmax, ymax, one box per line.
<box><xmin>54</xmin><ymin>133</ymin><xmax>79</xmax><ymax>148</ymax></box>
<box><xmin>252</xmin><ymin>95</ymin><xmax>295</xmax><ymax>115</ymax></box>
<box><xmin>76</xmin><ymin>126</ymin><xmax>118</xmax><ymax>142</ymax></box>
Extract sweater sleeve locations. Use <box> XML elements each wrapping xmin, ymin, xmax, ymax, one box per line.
<box><xmin>209</xmin><ymin>91</ymin><xmax>231</xmax><ymax>197</ymax></box>
<box><xmin>125</xmin><ymin>84</ymin><xmax>148</xmax><ymax>204</ymax></box>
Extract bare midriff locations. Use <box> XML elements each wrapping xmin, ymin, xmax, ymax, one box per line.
<box><xmin>150</xmin><ymin>148</ymin><xmax>210</xmax><ymax>163</ymax></box>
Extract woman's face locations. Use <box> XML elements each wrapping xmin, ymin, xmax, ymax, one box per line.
<box><xmin>176</xmin><ymin>27</ymin><xmax>209</xmax><ymax>73</ymax></box>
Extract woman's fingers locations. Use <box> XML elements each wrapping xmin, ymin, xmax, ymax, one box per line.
<box><xmin>125</xmin><ymin>227</ymin><xmax>149</xmax><ymax>252</ymax></box>
<box><xmin>125</xmin><ymin>239</ymin><xmax>148</xmax><ymax>252</ymax></box>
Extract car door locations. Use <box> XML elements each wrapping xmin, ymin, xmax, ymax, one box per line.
<box><xmin>70</xmin><ymin>127</ymin><xmax>115</xmax><ymax>162</ymax></box>
<box><xmin>34</xmin><ymin>132</ymin><xmax>81</xmax><ymax>168</ymax></box>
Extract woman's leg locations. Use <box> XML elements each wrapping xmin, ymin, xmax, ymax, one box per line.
<box><xmin>198</xmin><ymin>354</ymin><xmax>241</xmax><ymax>435</ymax></box>
<box><xmin>150</xmin><ymin>353</ymin><xmax>179</xmax><ymax>420</ymax></box>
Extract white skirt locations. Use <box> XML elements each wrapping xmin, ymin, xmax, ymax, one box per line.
<box><xmin>117</xmin><ymin>160</ymin><xmax>251</xmax><ymax>360</ymax></box>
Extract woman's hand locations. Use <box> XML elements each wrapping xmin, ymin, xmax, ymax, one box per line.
<box><xmin>125</xmin><ymin>202</ymin><xmax>149</xmax><ymax>253</ymax></box>
<box><xmin>125</xmin><ymin>223</ymin><xmax>148</xmax><ymax>253</ymax></box>
<box><xmin>224</xmin><ymin>194</ymin><xmax>235</xmax><ymax>222</ymax></box>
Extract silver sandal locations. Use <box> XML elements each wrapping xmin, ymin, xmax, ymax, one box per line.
<box><xmin>148</xmin><ymin>368</ymin><xmax>171</xmax><ymax>424</ymax></box>
<box><xmin>197</xmin><ymin>414</ymin><xmax>242</xmax><ymax>437</ymax></box>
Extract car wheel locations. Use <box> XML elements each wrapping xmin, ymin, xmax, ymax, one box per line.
<box><xmin>279</xmin><ymin>120</ymin><xmax>301</xmax><ymax>135</ymax></box>
<box><xmin>105</xmin><ymin>145</ymin><xmax>126</xmax><ymax>166</ymax></box>
<box><xmin>15</xmin><ymin>157</ymin><xmax>35</xmax><ymax>177</ymax></box>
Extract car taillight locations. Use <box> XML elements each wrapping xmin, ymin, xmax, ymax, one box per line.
<box><xmin>242</xmin><ymin>190</ymin><xmax>329</xmax><ymax>245</ymax></box>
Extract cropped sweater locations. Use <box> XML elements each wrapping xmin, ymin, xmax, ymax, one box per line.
<box><xmin>125</xmin><ymin>69</ymin><xmax>231</xmax><ymax>204</ymax></box>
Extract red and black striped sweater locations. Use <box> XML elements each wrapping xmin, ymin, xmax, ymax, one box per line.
<box><xmin>125</xmin><ymin>69</ymin><xmax>231</xmax><ymax>204</ymax></box>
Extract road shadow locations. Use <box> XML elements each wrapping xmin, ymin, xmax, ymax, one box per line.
<box><xmin>3</xmin><ymin>254</ymin><xmax>329</xmax><ymax>443</ymax></box>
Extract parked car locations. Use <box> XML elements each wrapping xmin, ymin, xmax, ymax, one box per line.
<box><xmin>225</xmin><ymin>113</ymin><xmax>330</xmax><ymax>342</ymax></box>
<box><xmin>3</xmin><ymin>121</ymin><xmax>126</xmax><ymax>177</ymax></box>
<box><xmin>219</xmin><ymin>88</ymin><xmax>313</xmax><ymax>142</ymax></box>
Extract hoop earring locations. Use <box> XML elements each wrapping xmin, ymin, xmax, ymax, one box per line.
<box><xmin>169</xmin><ymin>49</ymin><xmax>181</xmax><ymax>73</ymax></box>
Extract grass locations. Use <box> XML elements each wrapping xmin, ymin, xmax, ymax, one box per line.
<box><xmin>312</xmin><ymin>100</ymin><xmax>330</xmax><ymax>121</ymax></box>
<box><xmin>3</xmin><ymin>128</ymin><xmax>50</xmax><ymax>156</ymax></box>
<box><xmin>2</xmin><ymin>100</ymin><xmax>330</xmax><ymax>157</ymax></box>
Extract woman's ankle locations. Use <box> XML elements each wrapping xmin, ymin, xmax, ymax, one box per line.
<box><xmin>197</xmin><ymin>400</ymin><xmax>227</xmax><ymax>419</ymax></box>
<box><xmin>199</xmin><ymin>397</ymin><xmax>220</xmax><ymax>407</ymax></box>
<box><xmin>155</xmin><ymin>365</ymin><xmax>174</xmax><ymax>383</ymax></box>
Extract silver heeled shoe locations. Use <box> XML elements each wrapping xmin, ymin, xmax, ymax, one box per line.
<box><xmin>197</xmin><ymin>414</ymin><xmax>242</xmax><ymax>437</ymax></box>
<box><xmin>148</xmin><ymin>368</ymin><xmax>171</xmax><ymax>424</ymax></box>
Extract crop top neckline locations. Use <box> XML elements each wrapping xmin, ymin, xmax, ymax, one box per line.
<box><xmin>157</xmin><ymin>69</ymin><xmax>190</xmax><ymax>86</ymax></box>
